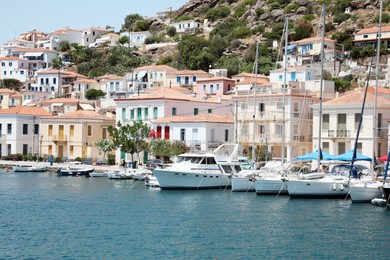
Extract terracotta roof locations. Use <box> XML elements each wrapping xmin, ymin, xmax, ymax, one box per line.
<box><xmin>0</xmin><ymin>89</ymin><xmax>16</xmax><ymax>94</ymax></box>
<box><xmin>96</xmin><ymin>74</ymin><xmax>124</xmax><ymax>80</ymax></box>
<box><xmin>53</xmin><ymin>110</ymin><xmax>115</xmax><ymax>121</ymax></box>
<box><xmin>0</xmin><ymin>106</ymin><xmax>51</xmax><ymax>116</ymax></box>
<box><xmin>152</xmin><ymin>113</ymin><xmax>234</xmax><ymax>124</ymax></box>
<box><xmin>232</xmin><ymin>72</ymin><xmax>268</xmax><ymax>79</ymax></box>
<box><xmin>101</xmin><ymin>33</ymin><xmax>120</xmax><ymax>37</ymax></box>
<box><xmin>73</xmin><ymin>79</ymin><xmax>98</xmax><ymax>84</ymax></box>
<box><xmin>235</xmin><ymin>78</ymin><xmax>270</xmax><ymax>86</ymax></box>
<box><xmin>356</xmin><ymin>25</ymin><xmax>390</xmax><ymax>35</ymax></box>
<box><xmin>135</xmin><ymin>65</ymin><xmax>177</xmax><ymax>71</ymax></box>
<box><xmin>0</xmin><ymin>56</ymin><xmax>27</xmax><ymax>61</ymax></box>
<box><xmin>115</xmin><ymin>87</ymin><xmax>193</xmax><ymax>102</ymax></box>
<box><xmin>196</xmin><ymin>77</ymin><xmax>235</xmax><ymax>82</ymax></box>
<box><xmin>11</xmin><ymin>47</ymin><xmax>58</xmax><ymax>53</ymax></box>
<box><xmin>173</xmin><ymin>70</ymin><xmax>210</xmax><ymax>75</ymax></box>
<box><xmin>324</xmin><ymin>87</ymin><xmax>390</xmax><ymax>105</ymax></box>
<box><xmin>291</xmin><ymin>37</ymin><xmax>335</xmax><ymax>44</ymax></box>
<box><xmin>41</xmin><ymin>98</ymin><xmax>90</xmax><ymax>105</ymax></box>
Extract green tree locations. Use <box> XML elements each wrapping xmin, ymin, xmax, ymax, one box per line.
<box><xmin>178</xmin><ymin>35</ymin><xmax>210</xmax><ymax>69</ymax></box>
<box><xmin>1</xmin><ymin>78</ymin><xmax>23</xmax><ymax>91</ymax></box>
<box><xmin>108</xmin><ymin>121</ymin><xmax>150</xmax><ymax>163</ymax></box>
<box><xmin>166</xmin><ymin>26</ymin><xmax>177</xmax><ymax>37</ymax></box>
<box><xmin>133</xmin><ymin>20</ymin><xmax>151</xmax><ymax>32</ymax></box>
<box><xmin>118</xmin><ymin>35</ymin><xmax>130</xmax><ymax>45</ymax></box>
<box><xmin>121</xmin><ymin>14</ymin><xmax>144</xmax><ymax>32</ymax></box>
<box><xmin>148</xmin><ymin>139</ymin><xmax>189</xmax><ymax>162</ymax></box>
<box><xmin>292</xmin><ymin>19</ymin><xmax>313</xmax><ymax>41</ymax></box>
<box><xmin>85</xmin><ymin>89</ymin><xmax>105</xmax><ymax>100</ymax></box>
<box><xmin>94</xmin><ymin>138</ymin><xmax>115</xmax><ymax>159</ymax></box>
<box><xmin>58</xmin><ymin>41</ymin><xmax>71</xmax><ymax>52</ymax></box>
<box><xmin>52</xmin><ymin>57</ymin><xmax>63</xmax><ymax>69</ymax></box>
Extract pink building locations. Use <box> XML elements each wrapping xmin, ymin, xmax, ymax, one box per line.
<box><xmin>196</xmin><ymin>77</ymin><xmax>235</xmax><ymax>99</ymax></box>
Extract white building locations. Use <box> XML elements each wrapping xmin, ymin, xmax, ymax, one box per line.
<box><xmin>133</xmin><ymin>65</ymin><xmax>178</xmax><ymax>90</ymax></box>
<box><xmin>119</xmin><ymin>31</ymin><xmax>152</xmax><ymax>47</ymax></box>
<box><xmin>151</xmin><ymin>113</ymin><xmax>234</xmax><ymax>151</ymax></box>
<box><xmin>91</xmin><ymin>33</ymin><xmax>120</xmax><ymax>48</ymax></box>
<box><xmin>0</xmin><ymin>56</ymin><xmax>31</xmax><ymax>82</ymax></box>
<box><xmin>81</xmin><ymin>27</ymin><xmax>110</xmax><ymax>47</ymax></box>
<box><xmin>0</xmin><ymin>106</ymin><xmax>51</xmax><ymax>157</ymax></box>
<box><xmin>312</xmin><ymin>87</ymin><xmax>390</xmax><ymax>160</ymax></box>
<box><xmin>0</xmin><ymin>39</ymin><xmax>34</xmax><ymax>57</ymax></box>
<box><xmin>114</xmin><ymin>87</ymin><xmax>233</xmax><ymax>162</ymax></box>
<box><xmin>37</xmin><ymin>27</ymin><xmax>82</xmax><ymax>51</ymax></box>
<box><xmin>11</xmin><ymin>48</ymin><xmax>59</xmax><ymax>73</ymax></box>
<box><xmin>233</xmin><ymin>86</ymin><xmax>320</xmax><ymax>162</ymax></box>
<box><xmin>170</xmin><ymin>20</ymin><xmax>205</xmax><ymax>34</ymax></box>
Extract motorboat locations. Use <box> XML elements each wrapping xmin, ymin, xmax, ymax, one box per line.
<box><xmin>349</xmin><ymin>179</ymin><xmax>383</xmax><ymax>203</ymax></box>
<box><xmin>55</xmin><ymin>166</ymin><xmax>94</xmax><ymax>176</ymax></box>
<box><xmin>153</xmin><ymin>143</ymin><xmax>244</xmax><ymax>190</ymax></box>
<box><xmin>231</xmin><ymin>169</ymin><xmax>257</xmax><ymax>192</ymax></box>
<box><xmin>107</xmin><ymin>171</ymin><xmax>132</xmax><ymax>179</ymax></box>
<box><xmin>13</xmin><ymin>164</ymin><xmax>47</xmax><ymax>172</ymax></box>
<box><xmin>89</xmin><ymin>172</ymin><xmax>109</xmax><ymax>177</ymax></box>
<box><xmin>145</xmin><ymin>174</ymin><xmax>160</xmax><ymax>188</ymax></box>
<box><xmin>125</xmin><ymin>168</ymin><xmax>152</xmax><ymax>181</ymax></box>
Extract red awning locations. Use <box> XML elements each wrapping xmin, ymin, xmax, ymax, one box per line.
<box><xmin>378</xmin><ymin>154</ymin><xmax>389</xmax><ymax>162</ymax></box>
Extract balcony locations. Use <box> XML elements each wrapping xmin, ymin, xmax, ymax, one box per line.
<box><xmin>328</xmin><ymin>129</ymin><xmax>351</xmax><ymax>138</ymax></box>
<box><xmin>50</xmin><ymin>135</ymin><xmax>67</xmax><ymax>142</ymax></box>
<box><xmin>293</xmin><ymin>135</ymin><xmax>305</xmax><ymax>141</ymax></box>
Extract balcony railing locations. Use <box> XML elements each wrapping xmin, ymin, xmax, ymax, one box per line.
<box><xmin>50</xmin><ymin>135</ymin><xmax>67</xmax><ymax>142</ymax></box>
<box><xmin>328</xmin><ymin>129</ymin><xmax>351</xmax><ymax>138</ymax></box>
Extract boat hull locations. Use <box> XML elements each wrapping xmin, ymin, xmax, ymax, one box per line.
<box><xmin>349</xmin><ymin>181</ymin><xmax>383</xmax><ymax>203</ymax></box>
<box><xmin>287</xmin><ymin>178</ymin><xmax>348</xmax><ymax>198</ymax></box>
<box><xmin>56</xmin><ymin>168</ymin><xmax>94</xmax><ymax>176</ymax></box>
<box><xmin>13</xmin><ymin>166</ymin><xmax>47</xmax><ymax>172</ymax></box>
<box><xmin>254</xmin><ymin>177</ymin><xmax>288</xmax><ymax>194</ymax></box>
<box><xmin>231</xmin><ymin>177</ymin><xmax>255</xmax><ymax>192</ymax></box>
<box><xmin>153</xmin><ymin>169</ymin><xmax>231</xmax><ymax>190</ymax></box>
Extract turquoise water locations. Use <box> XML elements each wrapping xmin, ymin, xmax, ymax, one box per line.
<box><xmin>0</xmin><ymin>170</ymin><xmax>389</xmax><ymax>259</ymax></box>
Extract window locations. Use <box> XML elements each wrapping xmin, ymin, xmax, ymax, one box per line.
<box><xmin>137</xmin><ymin>108</ymin><xmax>142</xmax><ymax>120</ymax></box>
<box><xmin>258</xmin><ymin>124</ymin><xmax>266</xmax><ymax>137</ymax></box>
<box><xmin>276</xmin><ymin>101</ymin><xmax>283</xmax><ymax>109</ymax></box>
<box><xmin>130</xmin><ymin>109</ymin><xmax>134</xmax><ymax>119</ymax></box>
<box><xmin>48</xmin><ymin>125</ymin><xmax>53</xmax><ymax>136</ymax></box>
<box><xmin>279</xmin><ymin>75</ymin><xmax>283</xmax><ymax>81</ymax></box>
<box><xmin>144</xmin><ymin>108</ymin><xmax>149</xmax><ymax>119</ymax></box>
<box><xmin>7</xmin><ymin>124</ymin><xmax>12</xmax><ymax>134</ymax></box>
<box><xmin>153</xmin><ymin>107</ymin><xmax>158</xmax><ymax>119</ymax></box>
<box><xmin>210</xmin><ymin>85</ymin><xmax>214</xmax><ymax>93</ymax></box>
<box><xmin>176</xmin><ymin>76</ymin><xmax>181</xmax><ymax>83</ymax></box>
<box><xmin>337</xmin><ymin>114</ymin><xmax>346</xmax><ymax>131</ymax></box>
<box><xmin>208</xmin><ymin>109</ymin><xmax>212</xmax><ymax>113</ymax></box>
<box><xmin>322</xmin><ymin>114</ymin><xmax>329</xmax><ymax>131</ymax></box>
<box><xmin>23</xmin><ymin>144</ymin><xmax>28</xmax><ymax>155</ymax></box>
<box><xmin>241</xmin><ymin>102</ymin><xmax>247</xmax><ymax>110</ymax></box>
<box><xmin>53</xmin><ymin>78</ymin><xmax>56</xmax><ymax>84</ymax></box>
<box><xmin>259</xmin><ymin>102</ymin><xmax>265</xmax><ymax>113</ymax></box>
<box><xmin>203</xmin><ymin>85</ymin><xmax>206</xmax><ymax>92</ymax></box>
<box><xmin>293</xmin><ymin>102</ymin><xmax>299</xmax><ymax>117</ymax></box>
<box><xmin>70</xmin><ymin>145</ymin><xmax>74</xmax><ymax>157</ymax></box>
<box><xmin>172</xmin><ymin>107</ymin><xmax>177</xmax><ymax>116</ymax></box>
<box><xmin>276</xmin><ymin>124</ymin><xmax>282</xmax><ymax>138</ymax></box>
<box><xmin>338</xmin><ymin>142</ymin><xmax>346</xmax><ymax>155</ymax></box>
<box><xmin>193</xmin><ymin>76</ymin><xmax>196</xmax><ymax>82</ymax></box>
<box><xmin>1</xmin><ymin>62</ymin><xmax>4</xmax><ymax>66</ymax></box>
<box><xmin>48</xmin><ymin>145</ymin><xmax>52</xmax><ymax>155</ymax></box>
<box><xmin>216</xmin><ymin>84</ymin><xmax>220</xmax><ymax>91</ymax></box>
<box><xmin>354</xmin><ymin>113</ymin><xmax>360</xmax><ymax>131</ymax></box>
<box><xmin>225</xmin><ymin>129</ymin><xmax>229</xmax><ymax>142</ymax></box>
<box><xmin>23</xmin><ymin>124</ymin><xmax>28</xmax><ymax>135</ymax></box>
<box><xmin>9</xmin><ymin>62</ymin><xmax>12</xmax><ymax>66</ymax></box>
<box><xmin>122</xmin><ymin>108</ymin><xmax>126</xmax><ymax>121</ymax></box>
<box><xmin>322</xmin><ymin>142</ymin><xmax>329</xmax><ymax>153</ymax></box>
<box><xmin>102</xmin><ymin>128</ymin><xmax>107</xmax><ymax>139</ymax></box>
<box><xmin>70</xmin><ymin>125</ymin><xmax>74</xmax><ymax>137</ymax></box>
<box><xmin>194</xmin><ymin>108</ymin><xmax>199</xmax><ymax>115</ymax></box>
<box><xmin>180</xmin><ymin>129</ymin><xmax>185</xmax><ymax>141</ymax></box>
<box><xmin>0</xmin><ymin>123</ymin><xmax>2</xmax><ymax>135</ymax></box>
<box><xmin>87</xmin><ymin>125</ymin><xmax>92</xmax><ymax>136</ymax></box>
<box><xmin>357</xmin><ymin>142</ymin><xmax>362</xmax><ymax>154</ymax></box>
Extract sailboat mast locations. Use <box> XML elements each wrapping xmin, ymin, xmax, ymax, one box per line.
<box><xmin>317</xmin><ymin>3</ymin><xmax>326</xmax><ymax>171</ymax></box>
<box><xmin>282</xmin><ymin>17</ymin><xmax>288</xmax><ymax>164</ymax></box>
<box><xmin>372</xmin><ymin>0</ymin><xmax>382</xmax><ymax>175</ymax></box>
<box><xmin>251</xmin><ymin>41</ymin><xmax>259</xmax><ymax>163</ymax></box>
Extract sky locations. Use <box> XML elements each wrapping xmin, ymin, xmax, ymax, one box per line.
<box><xmin>0</xmin><ymin>0</ymin><xmax>189</xmax><ymax>44</ymax></box>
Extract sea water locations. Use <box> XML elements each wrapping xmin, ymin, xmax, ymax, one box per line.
<box><xmin>0</xmin><ymin>170</ymin><xmax>389</xmax><ymax>259</ymax></box>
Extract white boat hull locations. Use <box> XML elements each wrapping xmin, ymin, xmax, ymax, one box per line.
<box><xmin>153</xmin><ymin>169</ymin><xmax>231</xmax><ymax>190</ymax></box>
<box><xmin>287</xmin><ymin>176</ymin><xmax>348</xmax><ymax>198</ymax></box>
<box><xmin>254</xmin><ymin>178</ymin><xmax>288</xmax><ymax>194</ymax></box>
<box><xmin>145</xmin><ymin>175</ymin><xmax>160</xmax><ymax>188</ymax></box>
<box><xmin>349</xmin><ymin>181</ymin><xmax>383</xmax><ymax>203</ymax></box>
<box><xmin>231</xmin><ymin>177</ymin><xmax>255</xmax><ymax>192</ymax></box>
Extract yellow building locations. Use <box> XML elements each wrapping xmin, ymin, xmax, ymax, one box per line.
<box><xmin>40</xmin><ymin>110</ymin><xmax>115</xmax><ymax>161</ymax></box>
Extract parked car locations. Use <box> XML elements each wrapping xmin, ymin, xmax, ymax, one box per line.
<box><xmin>95</xmin><ymin>158</ymin><xmax>107</xmax><ymax>165</ymax></box>
<box><xmin>146</xmin><ymin>159</ymin><xmax>163</xmax><ymax>170</ymax></box>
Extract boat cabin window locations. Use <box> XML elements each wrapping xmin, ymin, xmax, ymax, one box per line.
<box><xmin>201</xmin><ymin>157</ymin><xmax>216</xmax><ymax>165</ymax></box>
<box><xmin>176</xmin><ymin>156</ymin><xmax>204</xmax><ymax>164</ymax></box>
<box><xmin>221</xmin><ymin>165</ymin><xmax>233</xmax><ymax>173</ymax></box>
<box><xmin>234</xmin><ymin>165</ymin><xmax>242</xmax><ymax>172</ymax></box>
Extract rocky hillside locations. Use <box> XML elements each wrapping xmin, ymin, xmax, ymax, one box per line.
<box><xmin>173</xmin><ymin>0</ymin><xmax>384</xmax><ymax>43</ymax></box>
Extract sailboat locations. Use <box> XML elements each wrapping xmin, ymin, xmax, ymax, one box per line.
<box><xmin>253</xmin><ymin>16</ymin><xmax>291</xmax><ymax>195</ymax></box>
<box><xmin>286</xmin><ymin>3</ymin><xmax>350</xmax><ymax>198</ymax></box>
<box><xmin>349</xmin><ymin>0</ymin><xmax>384</xmax><ymax>203</ymax></box>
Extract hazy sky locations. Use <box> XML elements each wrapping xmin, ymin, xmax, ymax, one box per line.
<box><xmin>0</xmin><ymin>0</ymin><xmax>188</xmax><ymax>44</ymax></box>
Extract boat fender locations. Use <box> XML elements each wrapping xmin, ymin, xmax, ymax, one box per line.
<box><xmin>332</xmin><ymin>182</ymin><xmax>336</xmax><ymax>191</ymax></box>
<box><xmin>340</xmin><ymin>183</ymin><xmax>343</xmax><ymax>191</ymax></box>
<box><xmin>6</xmin><ymin>167</ymin><xmax>10</xmax><ymax>172</ymax></box>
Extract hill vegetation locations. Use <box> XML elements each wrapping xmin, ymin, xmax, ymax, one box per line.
<box><xmin>54</xmin><ymin>0</ymin><xmax>388</xmax><ymax>79</ymax></box>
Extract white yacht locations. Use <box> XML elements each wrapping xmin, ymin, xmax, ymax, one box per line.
<box><xmin>349</xmin><ymin>179</ymin><xmax>383</xmax><ymax>202</ymax></box>
<box><xmin>153</xmin><ymin>144</ymin><xmax>244</xmax><ymax>190</ymax></box>
<box><xmin>253</xmin><ymin>161</ymin><xmax>289</xmax><ymax>194</ymax></box>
